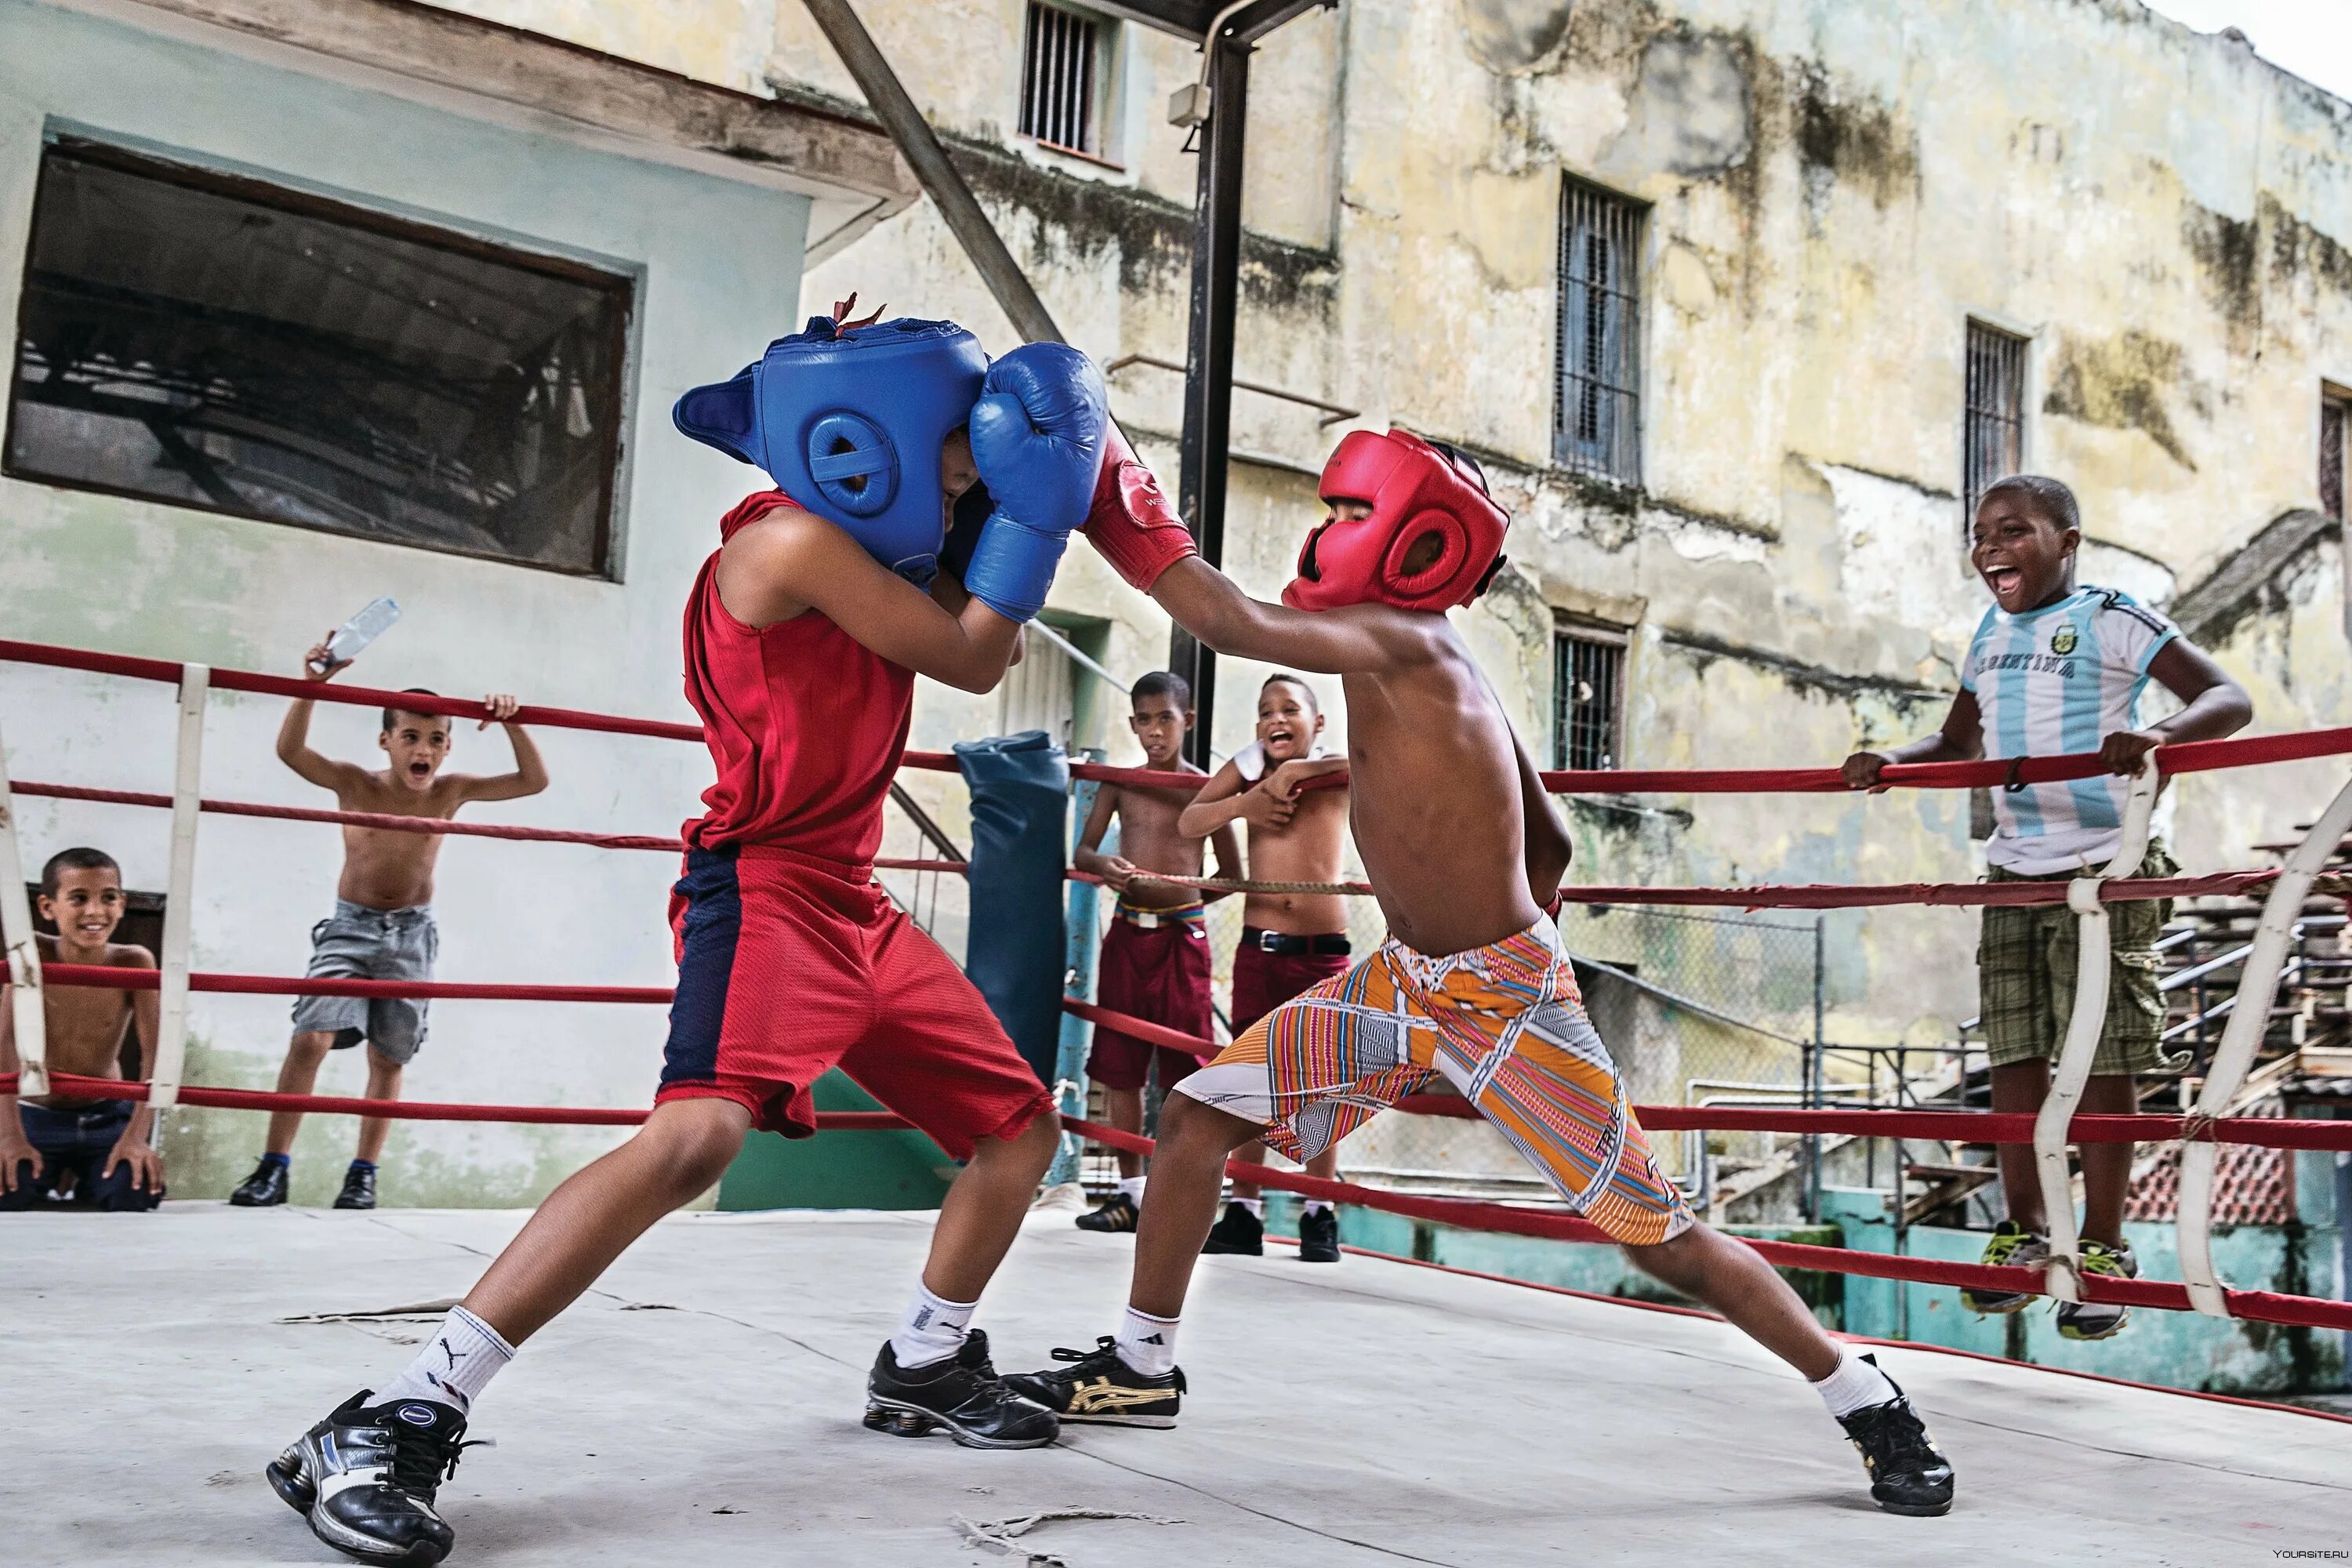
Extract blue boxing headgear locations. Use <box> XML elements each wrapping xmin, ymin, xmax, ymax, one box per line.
<box><xmin>672</xmin><ymin>315</ymin><xmax>989</xmax><ymax>581</ymax></box>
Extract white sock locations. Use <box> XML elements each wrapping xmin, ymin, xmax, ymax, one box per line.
<box><xmin>889</xmin><ymin>1282</ymin><xmax>977</xmax><ymax>1370</ymax></box>
<box><xmin>1303</xmin><ymin>1200</ymin><xmax>1333</xmax><ymax>1217</ymax></box>
<box><xmin>1115</xmin><ymin>1305</ymin><xmax>1178</xmax><ymax>1376</ymax></box>
<box><xmin>1119</xmin><ymin>1175</ymin><xmax>1145</xmax><ymax>1203</ymax></box>
<box><xmin>1811</xmin><ymin>1348</ymin><xmax>1899</xmax><ymax>1419</ymax></box>
<box><xmin>1236</xmin><ymin>1197</ymin><xmax>1265</xmax><ymax>1218</ymax></box>
<box><xmin>377</xmin><ymin>1305</ymin><xmax>514</xmax><ymax>1416</ymax></box>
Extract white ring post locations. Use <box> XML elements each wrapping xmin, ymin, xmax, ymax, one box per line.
<box><xmin>0</xmin><ymin>713</ymin><xmax>49</xmax><ymax>1098</ymax></box>
<box><xmin>151</xmin><ymin>664</ymin><xmax>209</xmax><ymax>1109</ymax></box>
<box><xmin>2033</xmin><ymin>764</ymin><xmax>2158</xmax><ymax>1305</ymax></box>
<box><xmin>2178</xmin><ymin>769</ymin><xmax>2352</xmax><ymax>1316</ymax></box>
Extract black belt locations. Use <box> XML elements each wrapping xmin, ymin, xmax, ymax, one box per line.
<box><xmin>1243</xmin><ymin>927</ymin><xmax>1350</xmax><ymax>956</ymax></box>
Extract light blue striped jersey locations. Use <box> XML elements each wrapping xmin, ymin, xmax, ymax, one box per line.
<box><xmin>1960</xmin><ymin>586</ymin><xmax>2177</xmax><ymax>873</ymax></box>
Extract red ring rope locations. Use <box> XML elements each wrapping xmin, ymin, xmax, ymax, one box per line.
<box><xmin>11</xmin><ymin>1068</ymin><xmax>2344</xmax><ymax>1332</ymax></box>
<box><xmin>11</xmin><ymin>635</ymin><xmax>2352</xmax><ymax>794</ymax></box>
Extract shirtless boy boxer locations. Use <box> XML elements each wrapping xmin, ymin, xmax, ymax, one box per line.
<box><xmin>228</xmin><ymin>657</ymin><xmax>549</xmax><ymax>1211</ymax></box>
<box><xmin>266</xmin><ymin>310</ymin><xmax>1108</xmax><ymax>1566</ymax></box>
<box><xmin>0</xmin><ymin>848</ymin><xmax>162</xmax><ymax>1210</ymax></box>
<box><xmin>1071</xmin><ymin>671</ymin><xmax>1240</xmax><ymax>1234</ymax></box>
<box><xmin>1177</xmin><ymin>673</ymin><xmax>1352</xmax><ymax>1260</ymax></box>
<box><xmin>1014</xmin><ymin>427</ymin><xmax>1957</xmax><ymax>1518</ymax></box>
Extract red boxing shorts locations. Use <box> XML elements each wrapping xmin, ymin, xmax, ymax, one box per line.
<box><xmin>655</xmin><ymin>844</ymin><xmax>1052</xmax><ymax>1159</ymax></box>
<box><xmin>1231</xmin><ymin>937</ymin><xmax>1351</xmax><ymax>1036</ymax></box>
<box><xmin>1087</xmin><ymin>906</ymin><xmax>1214</xmax><ymax>1093</ymax></box>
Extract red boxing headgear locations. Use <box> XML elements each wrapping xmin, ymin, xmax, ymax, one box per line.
<box><xmin>1282</xmin><ymin>429</ymin><xmax>1508</xmax><ymax>612</ymax></box>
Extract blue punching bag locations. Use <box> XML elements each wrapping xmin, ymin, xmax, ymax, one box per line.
<box><xmin>955</xmin><ymin>731</ymin><xmax>1070</xmax><ymax>1084</ymax></box>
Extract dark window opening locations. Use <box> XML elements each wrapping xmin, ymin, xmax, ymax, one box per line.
<box><xmin>2322</xmin><ymin>388</ymin><xmax>2347</xmax><ymax>523</ymax></box>
<box><xmin>5</xmin><ymin>139</ymin><xmax>632</xmax><ymax>576</ymax></box>
<box><xmin>1554</xmin><ymin>177</ymin><xmax>1643</xmax><ymax>484</ymax></box>
<box><xmin>1553</xmin><ymin>621</ymin><xmax>1628</xmax><ymax>771</ymax></box>
<box><xmin>1019</xmin><ymin>4</ymin><xmax>1102</xmax><ymax>158</ymax></box>
<box><xmin>1963</xmin><ymin>320</ymin><xmax>2027</xmax><ymax>532</ymax></box>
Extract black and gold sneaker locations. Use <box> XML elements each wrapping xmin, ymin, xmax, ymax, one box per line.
<box><xmin>1002</xmin><ymin>1336</ymin><xmax>1185</xmax><ymax>1428</ymax></box>
<box><xmin>1836</xmin><ymin>1358</ymin><xmax>1956</xmax><ymax>1517</ymax></box>
<box><xmin>1075</xmin><ymin>1192</ymin><xmax>1140</xmax><ymax>1232</ymax></box>
<box><xmin>863</xmin><ymin>1330</ymin><xmax>1058</xmax><ymax>1449</ymax></box>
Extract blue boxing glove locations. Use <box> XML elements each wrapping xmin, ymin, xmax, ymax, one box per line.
<box><xmin>964</xmin><ymin>343</ymin><xmax>1109</xmax><ymax>622</ymax></box>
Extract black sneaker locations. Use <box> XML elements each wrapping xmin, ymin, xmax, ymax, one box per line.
<box><xmin>1836</xmin><ymin>1358</ymin><xmax>1956</xmax><ymax>1517</ymax></box>
<box><xmin>1202</xmin><ymin>1200</ymin><xmax>1263</xmax><ymax>1255</ymax></box>
<box><xmin>336</xmin><ymin>1165</ymin><xmax>378</xmax><ymax>1210</ymax></box>
<box><xmin>1003</xmin><ymin>1336</ymin><xmax>1185</xmax><ymax>1428</ymax></box>
<box><xmin>230</xmin><ymin>1158</ymin><xmax>289</xmax><ymax>1207</ymax></box>
<box><xmin>267</xmin><ymin>1391</ymin><xmax>474</xmax><ymax>1564</ymax></box>
<box><xmin>1296</xmin><ymin>1204</ymin><xmax>1341</xmax><ymax>1263</ymax></box>
<box><xmin>863</xmin><ymin>1329</ymin><xmax>1057</xmax><ymax>1449</ymax></box>
<box><xmin>1075</xmin><ymin>1192</ymin><xmax>1139</xmax><ymax>1232</ymax></box>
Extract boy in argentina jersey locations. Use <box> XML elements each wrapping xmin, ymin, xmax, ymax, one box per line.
<box><xmin>1844</xmin><ymin>475</ymin><xmax>2249</xmax><ymax>1342</ymax></box>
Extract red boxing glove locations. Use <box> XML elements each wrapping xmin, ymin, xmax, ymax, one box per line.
<box><xmin>1081</xmin><ymin>427</ymin><xmax>1197</xmax><ymax>591</ymax></box>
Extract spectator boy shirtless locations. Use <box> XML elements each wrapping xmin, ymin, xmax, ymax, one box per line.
<box><xmin>1011</xmin><ymin>427</ymin><xmax>1957</xmax><ymax>1519</ymax></box>
<box><xmin>1</xmin><ymin>848</ymin><xmax>163</xmax><ymax>1211</ymax></box>
<box><xmin>1178</xmin><ymin>672</ymin><xmax>1352</xmax><ymax>1259</ymax></box>
<box><xmin>227</xmin><ymin>646</ymin><xmax>548</xmax><ymax>1211</ymax></box>
<box><xmin>1070</xmin><ymin>671</ymin><xmax>1240</xmax><ymax>1233</ymax></box>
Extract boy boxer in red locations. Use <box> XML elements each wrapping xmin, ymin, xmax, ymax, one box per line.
<box><xmin>1010</xmin><ymin>428</ymin><xmax>1957</xmax><ymax>1519</ymax></box>
<box><xmin>267</xmin><ymin>310</ymin><xmax>1109</xmax><ymax>1566</ymax></box>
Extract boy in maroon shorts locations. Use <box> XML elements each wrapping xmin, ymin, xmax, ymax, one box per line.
<box><xmin>1178</xmin><ymin>673</ymin><xmax>1352</xmax><ymax>1258</ymax></box>
<box><xmin>266</xmin><ymin>311</ymin><xmax>1109</xmax><ymax>1567</ymax></box>
<box><xmin>1070</xmin><ymin>671</ymin><xmax>1240</xmax><ymax>1233</ymax></box>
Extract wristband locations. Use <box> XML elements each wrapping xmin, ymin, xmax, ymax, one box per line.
<box><xmin>1080</xmin><ymin>430</ymin><xmax>1197</xmax><ymax>591</ymax></box>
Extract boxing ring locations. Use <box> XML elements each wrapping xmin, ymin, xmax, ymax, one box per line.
<box><xmin>5</xmin><ymin>634</ymin><xmax>2352</xmax><ymax>1563</ymax></box>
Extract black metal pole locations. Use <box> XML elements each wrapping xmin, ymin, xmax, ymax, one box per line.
<box><xmin>1171</xmin><ymin>31</ymin><xmax>1250</xmax><ymax>768</ymax></box>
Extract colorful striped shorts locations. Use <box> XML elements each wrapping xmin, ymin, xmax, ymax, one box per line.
<box><xmin>1173</xmin><ymin>916</ymin><xmax>1693</xmax><ymax>1247</ymax></box>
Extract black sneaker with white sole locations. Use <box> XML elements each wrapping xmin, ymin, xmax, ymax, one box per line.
<box><xmin>1835</xmin><ymin>1357</ymin><xmax>1956</xmax><ymax>1517</ymax></box>
<box><xmin>864</xmin><ymin>1329</ymin><xmax>1058</xmax><ymax>1448</ymax></box>
<box><xmin>1002</xmin><ymin>1335</ymin><xmax>1185</xmax><ymax>1428</ymax></box>
<box><xmin>267</xmin><ymin>1391</ymin><xmax>474</xmax><ymax>1565</ymax></box>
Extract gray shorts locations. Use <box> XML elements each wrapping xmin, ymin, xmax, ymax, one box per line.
<box><xmin>290</xmin><ymin>901</ymin><xmax>437</xmax><ymax>1065</ymax></box>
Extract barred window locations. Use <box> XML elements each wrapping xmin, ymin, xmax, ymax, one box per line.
<box><xmin>1963</xmin><ymin>320</ymin><xmax>2027</xmax><ymax>529</ymax></box>
<box><xmin>1554</xmin><ymin>178</ymin><xmax>1642</xmax><ymax>484</ymax></box>
<box><xmin>1552</xmin><ymin>620</ymin><xmax>1628</xmax><ymax>771</ymax></box>
<box><xmin>1019</xmin><ymin>3</ymin><xmax>1103</xmax><ymax>158</ymax></box>
<box><xmin>2323</xmin><ymin>387</ymin><xmax>2347</xmax><ymax>522</ymax></box>
<box><xmin>5</xmin><ymin>139</ymin><xmax>630</xmax><ymax>576</ymax></box>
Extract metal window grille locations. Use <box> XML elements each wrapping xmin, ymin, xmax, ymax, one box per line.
<box><xmin>2322</xmin><ymin>392</ymin><xmax>2347</xmax><ymax>522</ymax></box>
<box><xmin>1963</xmin><ymin>321</ymin><xmax>2027</xmax><ymax>528</ymax></box>
<box><xmin>1554</xmin><ymin>179</ymin><xmax>1643</xmax><ymax>483</ymax></box>
<box><xmin>1019</xmin><ymin>3</ymin><xmax>1098</xmax><ymax>156</ymax></box>
<box><xmin>1553</xmin><ymin>626</ymin><xmax>1626</xmax><ymax>771</ymax></box>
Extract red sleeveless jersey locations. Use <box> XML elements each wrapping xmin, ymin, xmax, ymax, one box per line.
<box><xmin>681</xmin><ymin>491</ymin><xmax>914</xmax><ymax>861</ymax></box>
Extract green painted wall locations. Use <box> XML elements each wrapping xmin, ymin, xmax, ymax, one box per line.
<box><xmin>714</xmin><ymin>1071</ymin><xmax>956</xmax><ymax>1210</ymax></box>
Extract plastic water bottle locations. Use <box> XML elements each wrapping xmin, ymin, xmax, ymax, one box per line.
<box><xmin>316</xmin><ymin>597</ymin><xmax>401</xmax><ymax>671</ymax></box>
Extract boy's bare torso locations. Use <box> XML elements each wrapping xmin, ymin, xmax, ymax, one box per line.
<box><xmin>1340</xmin><ymin>615</ymin><xmax>1537</xmax><ymax>957</ymax></box>
<box><xmin>1108</xmin><ymin>782</ymin><xmax>1210</xmax><ymax>909</ymax></box>
<box><xmin>328</xmin><ymin>771</ymin><xmax>470</xmax><ymax>909</ymax></box>
<box><xmin>28</xmin><ymin>933</ymin><xmax>149</xmax><ymax>1107</ymax></box>
<box><xmin>1242</xmin><ymin>786</ymin><xmax>1349</xmax><ymax>935</ymax></box>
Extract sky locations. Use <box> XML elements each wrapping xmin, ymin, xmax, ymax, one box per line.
<box><xmin>2141</xmin><ymin>0</ymin><xmax>2352</xmax><ymax>103</ymax></box>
